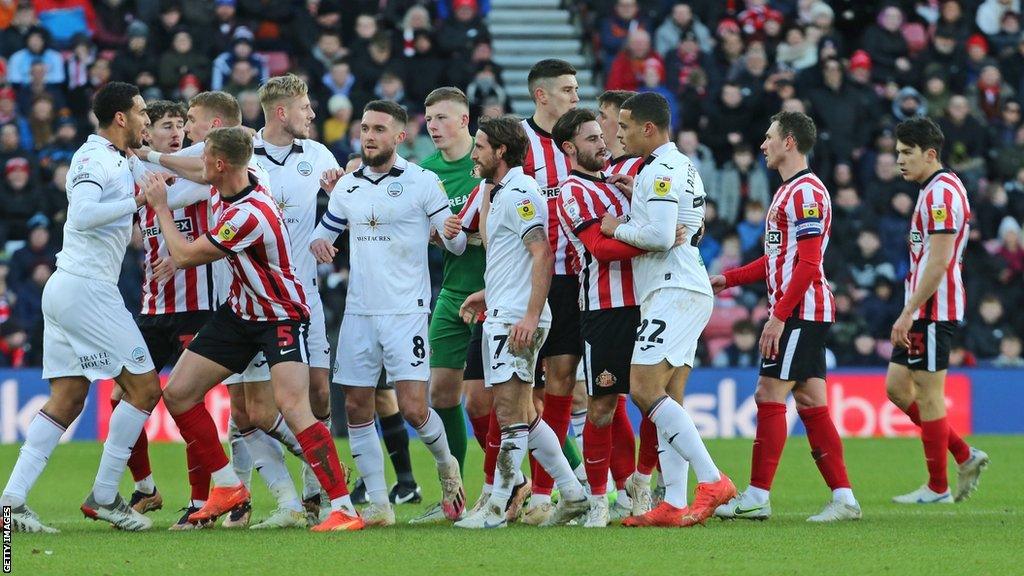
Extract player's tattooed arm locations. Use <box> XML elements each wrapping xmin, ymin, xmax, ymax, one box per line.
<box><xmin>512</xmin><ymin>226</ymin><xmax>553</xmax><ymax>354</ymax></box>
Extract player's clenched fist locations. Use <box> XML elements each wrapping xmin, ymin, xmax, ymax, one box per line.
<box><xmin>142</xmin><ymin>171</ymin><xmax>170</xmax><ymax>209</ymax></box>
<box><xmin>443</xmin><ymin>214</ymin><xmax>462</xmax><ymax>240</ymax></box>
<box><xmin>320</xmin><ymin>168</ymin><xmax>345</xmax><ymax>193</ymax></box>
<box><xmin>310</xmin><ymin>238</ymin><xmax>338</xmax><ymax>264</ymax></box>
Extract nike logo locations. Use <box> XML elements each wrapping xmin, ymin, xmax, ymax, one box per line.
<box><xmin>425</xmin><ymin>436</ymin><xmax>441</xmax><ymax>446</ymax></box>
<box><xmin>908</xmin><ymin>358</ymin><xmax>922</xmax><ymax>364</ymax></box>
<box><xmin>491</xmin><ymin>362</ymin><xmax>505</xmax><ymax>369</ymax></box>
<box><xmin>410</xmin><ymin>360</ymin><xmax>424</xmax><ymax>367</ymax></box>
<box><xmin>281</xmin><ymin>348</ymin><xmax>296</xmax><ymax>354</ymax></box>
<box><xmin>352</xmin><ymin>453</ymin><xmax>361</xmax><ymax>459</ymax></box>
<box><xmin>585</xmin><ymin>458</ymin><xmax>606</xmax><ymax>465</ymax></box>
<box><xmin>639</xmin><ymin>345</ymin><xmax>655</xmax><ymax>351</ymax></box>
<box><xmin>483</xmin><ymin>519</ymin><xmax>505</xmax><ymax>528</ymax></box>
<box><xmin>762</xmin><ymin>362</ymin><xmax>777</xmax><ymax>368</ymax></box>
<box><xmin>734</xmin><ymin>505</ymin><xmax>765</xmax><ymax>515</ymax></box>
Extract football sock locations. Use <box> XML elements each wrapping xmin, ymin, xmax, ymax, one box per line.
<box><xmin>921</xmin><ymin>417</ymin><xmax>950</xmax><ymax>493</ymax></box>
<box><xmin>413</xmin><ymin>408</ymin><xmax>453</xmax><ymax>466</ymax></box>
<box><xmin>380</xmin><ymin>412</ymin><xmax>415</xmax><ymax>484</ymax></box>
<box><xmin>186</xmin><ymin>438</ymin><xmax>211</xmax><ymax>503</ymax></box>
<box><xmin>112</xmin><ymin>399</ymin><xmax>152</xmax><ymax>485</ymax></box>
<box><xmin>268</xmin><ymin>414</ymin><xmax>306</xmax><ymax>462</ymax></box>
<box><xmin>750</xmin><ymin>402</ymin><xmax>787</xmax><ymax>491</ymax></box>
<box><xmin>228</xmin><ymin>417</ymin><xmax>252</xmax><ymax>489</ymax></box>
<box><xmin>242</xmin><ymin>428</ymin><xmax>302</xmax><ymax>512</ymax></box>
<box><xmin>582</xmin><ymin>420</ymin><xmax>613</xmax><ymax>496</ymax></box>
<box><xmin>1</xmin><ymin>412</ymin><xmax>65</xmax><ymax>507</ymax></box>
<box><xmin>610</xmin><ymin>396</ymin><xmax>636</xmax><ymax>487</ymax></box>
<box><xmin>435</xmin><ymin>404</ymin><xmax>468</xmax><ymax>475</ymax></box>
<box><xmin>833</xmin><ymin>488</ymin><xmax>857</xmax><ymax>506</ymax></box>
<box><xmin>905</xmin><ymin>402</ymin><xmax>971</xmax><ymax>465</ymax></box>
<box><xmin>489</xmin><ymin>424</ymin><xmax>529</xmax><ymax>508</ymax></box>
<box><xmin>173</xmin><ymin>403</ymin><xmax>233</xmax><ymax>485</ymax></box>
<box><xmin>648</xmin><ymin>396</ymin><xmax>720</xmax><ymax>483</ymax></box>
<box><xmin>484</xmin><ymin>408</ymin><xmax>501</xmax><ymax>485</ymax></box>
<box><xmin>93</xmin><ymin>401</ymin><xmax>150</xmax><ymax>505</ymax></box>
<box><xmin>658</xmin><ymin>429</ymin><xmax>689</xmax><ymax>509</ymax></box>
<box><xmin>746</xmin><ymin>485</ymin><xmax>770</xmax><ymax>504</ymax></box>
<box><xmin>799</xmin><ymin>406</ymin><xmax>851</xmax><ymax>490</ymax></box>
<box><xmin>295</xmin><ymin>422</ymin><xmax>349</xmax><ymax>501</ymax></box>
<box><xmin>571</xmin><ymin>409</ymin><xmax>587</xmax><ymax>451</ymax></box>
<box><xmin>469</xmin><ymin>413</ymin><xmax>490</xmax><ymax>451</ymax></box>
<box><xmin>531</xmin><ymin>393</ymin><xmax>573</xmax><ymax>496</ymax></box>
<box><xmin>529</xmin><ymin>417</ymin><xmax>585</xmax><ymax>502</ymax></box>
<box><xmin>348</xmin><ymin>420</ymin><xmax>388</xmax><ymax>506</ymax></box>
<box><xmin>637</xmin><ymin>413</ymin><xmax>659</xmax><ymax>475</ymax></box>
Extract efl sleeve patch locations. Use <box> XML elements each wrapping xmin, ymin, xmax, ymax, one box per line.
<box><xmin>562</xmin><ymin>196</ymin><xmax>583</xmax><ymax>229</ymax></box>
<box><xmin>653</xmin><ymin>176</ymin><xmax>672</xmax><ymax>197</ymax></box>
<box><xmin>216</xmin><ymin>221</ymin><xmax>239</xmax><ymax>242</ymax></box>
<box><xmin>517</xmin><ymin>198</ymin><xmax>538</xmax><ymax>221</ymax></box>
<box><xmin>930</xmin><ymin>204</ymin><xmax>947</xmax><ymax>223</ymax></box>
<box><xmin>800</xmin><ymin>202</ymin><xmax>821</xmax><ymax>219</ymax></box>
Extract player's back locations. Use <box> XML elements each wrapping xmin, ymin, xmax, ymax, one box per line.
<box><xmin>334</xmin><ymin>157</ymin><xmax>442</xmax><ymax>315</ymax></box>
<box><xmin>630</xmin><ymin>144</ymin><xmax>712</xmax><ymax>301</ymax></box>
<box><xmin>59</xmin><ymin>134</ymin><xmax>138</xmax><ymax>284</ymax></box>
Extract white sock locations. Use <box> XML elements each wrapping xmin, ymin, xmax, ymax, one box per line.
<box><xmin>573</xmin><ymin>463</ymin><xmax>588</xmax><ymax>484</ymax></box>
<box><xmin>617</xmin><ymin>489</ymin><xmax>631</xmax><ymax>505</ymax></box>
<box><xmin>348</xmin><ymin>421</ymin><xmax>387</xmax><ymax>506</ymax></box>
<box><xmin>528</xmin><ymin>419</ymin><xmax>585</xmax><ymax>502</ymax></box>
<box><xmin>649</xmin><ymin>397</ymin><xmax>720</xmax><ymax>483</ymax></box>
<box><xmin>531</xmin><ymin>493</ymin><xmax>552</xmax><ymax>506</ymax></box>
<box><xmin>833</xmin><ymin>488</ymin><xmax>857</xmax><ymax>506</ymax></box>
<box><xmin>228</xmin><ymin>417</ymin><xmax>252</xmax><ymax>489</ymax></box>
<box><xmin>134</xmin><ymin>474</ymin><xmax>155</xmax><ymax>494</ymax></box>
<box><xmin>301</xmin><ymin>463</ymin><xmax>322</xmax><ymax>500</ymax></box>
<box><xmin>414</xmin><ymin>409</ymin><xmax>452</xmax><ymax>465</ymax></box>
<box><xmin>190</xmin><ymin>499</ymin><xmax>206</xmax><ymax>508</ymax></box>
<box><xmin>747</xmin><ymin>485</ymin><xmax>770</xmax><ymax>504</ymax></box>
<box><xmin>571</xmin><ymin>409</ymin><xmax>587</xmax><ymax>450</ymax></box>
<box><xmin>268</xmin><ymin>414</ymin><xmax>306</xmax><ymax>462</ymax></box>
<box><xmin>488</xmin><ymin>424</ymin><xmax>528</xmax><ymax>508</ymax></box>
<box><xmin>93</xmin><ymin>402</ymin><xmax>150</xmax><ymax>505</ymax></box>
<box><xmin>634</xmin><ymin>471</ymin><xmax>652</xmax><ymax>485</ymax></box>
<box><xmin>211</xmin><ymin>463</ymin><xmax>242</xmax><ymax>487</ymax></box>
<box><xmin>1</xmin><ymin>413</ymin><xmax>65</xmax><ymax>507</ymax></box>
<box><xmin>243</xmin><ymin>429</ymin><xmax>302</xmax><ymax>512</ymax></box>
<box><xmin>330</xmin><ymin>494</ymin><xmax>356</xmax><ymax>515</ymax></box>
<box><xmin>658</xmin><ymin>430</ymin><xmax>690</xmax><ymax>509</ymax></box>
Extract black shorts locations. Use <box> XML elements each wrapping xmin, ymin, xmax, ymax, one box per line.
<box><xmin>188</xmin><ymin>306</ymin><xmax>310</xmax><ymax>374</ymax></box>
<box><xmin>759</xmin><ymin>319</ymin><xmax>830</xmax><ymax>382</ymax></box>
<box><xmin>539</xmin><ymin>274</ymin><xmax>582</xmax><ymax>359</ymax></box>
<box><xmin>890</xmin><ymin>319</ymin><xmax>956</xmax><ymax>372</ymax></box>
<box><xmin>581</xmin><ymin>306</ymin><xmax>640</xmax><ymax>396</ymax></box>
<box><xmin>137</xmin><ymin>311</ymin><xmax>213</xmax><ymax>370</ymax></box>
<box><xmin>463</xmin><ymin>321</ymin><xmax>484</xmax><ymax>381</ymax></box>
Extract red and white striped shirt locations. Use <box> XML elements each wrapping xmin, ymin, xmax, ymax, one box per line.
<box><xmin>557</xmin><ymin>171</ymin><xmax>637</xmax><ymax>311</ymax></box>
<box><xmin>459</xmin><ymin>181</ymin><xmax>484</xmax><ymax>232</ymax></box>
<box><xmin>207</xmin><ymin>180</ymin><xmax>309</xmax><ymax>322</ymax></box>
<box><xmin>521</xmin><ymin>117</ymin><xmax>575</xmax><ymax>275</ymax></box>
<box><xmin>906</xmin><ymin>169</ymin><xmax>970</xmax><ymax>321</ymax></box>
<box><xmin>607</xmin><ymin>155</ymin><xmax>644</xmax><ymax>177</ymax></box>
<box><xmin>764</xmin><ymin>169</ymin><xmax>835</xmax><ymax>322</ymax></box>
<box><xmin>139</xmin><ymin>200</ymin><xmax>216</xmax><ymax>315</ymax></box>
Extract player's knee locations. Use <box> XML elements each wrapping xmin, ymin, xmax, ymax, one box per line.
<box><xmin>344</xmin><ymin>393</ymin><xmax>374</xmax><ymax>424</ymax></box>
<box><xmin>792</xmin><ymin>389</ymin><xmax>824</xmax><ymax>410</ymax></box>
<box><xmin>398</xmin><ymin>399</ymin><xmax>428</xmax><ymax>428</ymax></box>
<box><xmin>587</xmin><ymin>406</ymin><xmax>614</xmax><ymax>427</ymax></box>
<box><xmin>465</xmin><ymin>390</ymin><xmax>491</xmax><ymax>418</ymax></box>
<box><xmin>43</xmin><ymin>394</ymin><xmax>86</xmax><ymax>426</ymax></box>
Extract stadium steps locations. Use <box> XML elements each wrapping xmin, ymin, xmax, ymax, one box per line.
<box><xmin>488</xmin><ymin>0</ymin><xmax>596</xmax><ymax>116</ymax></box>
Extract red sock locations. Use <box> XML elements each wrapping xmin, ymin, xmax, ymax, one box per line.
<box><xmin>531</xmin><ymin>393</ymin><xmax>573</xmax><ymax>496</ymax></box>
<box><xmin>610</xmin><ymin>396</ymin><xmax>636</xmax><ymax>488</ymax></box>
<box><xmin>172</xmin><ymin>403</ymin><xmax>229</xmax><ymax>475</ymax></box>
<box><xmin>112</xmin><ymin>399</ymin><xmax>153</xmax><ymax>483</ymax></box>
<box><xmin>295</xmin><ymin>422</ymin><xmax>349</xmax><ymax>499</ymax></box>
<box><xmin>921</xmin><ymin>418</ymin><xmax>950</xmax><ymax>493</ymax></box>
<box><xmin>637</xmin><ymin>413</ymin><xmax>659</xmax><ymax>475</ymax></box>
<box><xmin>484</xmin><ymin>408</ymin><xmax>500</xmax><ymax>485</ymax></box>
<box><xmin>749</xmin><ymin>402</ymin><xmax>787</xmax><ymax>491</ymax></box>
<box><xmin>582</xmin><ymin>420</ymin><xmax>613</xmax><ymax>495</ymax></box>
<box><xmin>799</xmin><ymin>406</ymin><xmax>851</xmax><ymax>490</ymax></box>
<box><xmin>469</xmin><ymin>414</ymin><xmax>490</xmax><ymax>451</ymax></box>
<box><xmin>905</xmin><ymin>402</ymin><xmax>971</xmax><ymax>465</ymax></box>
<box><xmin>186</xmin><ymin>440</ymin><xmax>211</xmax><ymax>502</ymax></box>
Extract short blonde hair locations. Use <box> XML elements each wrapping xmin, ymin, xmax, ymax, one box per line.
<box><xmin>206</xmin><ymin>126</ymin><xmax>253</xmax><ymax>167</ymax></box>
<box><xmin>258</xmin><ymin>74</ymin><xmax>308</xmax><ymax>111</ymax></box>
<box><xmin>189</xmin><ymin>91</ymin><xmax>241</xmax><ymax>126</ymax></box>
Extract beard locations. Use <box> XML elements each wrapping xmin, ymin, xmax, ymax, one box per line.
<box><xmin>578</xmin><ymin>149</ymin><xmax>607</xmax><ymax>172</ymax></box>
<box><xmin>362</xmin><ymin>144</ymin><xmax>395</xmax><ymax>167</ymax></box>
<box><xmin>285</xmin><ymin>120</ymin><xmax>310</xmax><ymax>140</ymax></box>
<box><xmin>475</xmin><ymin>158</ymin><xmax>495</xmax><ymax>180</ymax></box>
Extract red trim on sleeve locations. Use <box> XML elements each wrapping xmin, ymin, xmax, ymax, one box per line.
<box><xmin>578</xmin><ymin>225</ymin><xmax>646</xmax><ymax>261</ymax></box>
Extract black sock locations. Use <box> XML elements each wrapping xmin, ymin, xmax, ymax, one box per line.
<box><xmin>379</xmin><ymin>413</ymin><xmax>415</xmax><ymax>484</ymax></box>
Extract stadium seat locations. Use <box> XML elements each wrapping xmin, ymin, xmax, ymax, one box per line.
<box><xmin>703</xmin><ymin>306</ymin><xmax>749</xmax><ymax>340</ymax></box>
<box><xmin>261</xmin><ymin>51</ymin><xmax>291</xmax><ymax>76</ymax></box>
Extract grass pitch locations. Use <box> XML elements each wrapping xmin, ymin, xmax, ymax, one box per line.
<box><xmin>2</xmin><ymin>436</ymin><xmax>1021</xmax><ymax>576</ymax></box>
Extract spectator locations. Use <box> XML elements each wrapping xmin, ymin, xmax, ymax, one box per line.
<box><xmin>877</xmin><ymin>191</ymin><xmax>914</xmax><ymax>272</ymax></box>
<box><xmin>808</xmin><ymin>57</ymin><xmax>869</xmax><ymax>164</ymax></box>
<box><xmin>829</xmin><ymin>185</ymin><xmax>868</xmax><ymax>258</ymax></box>
<box><xmin>0</xmin><ymin>123</ymin><xmax>32</xmax><ymax>173</ymax></box>
<box><xmin>964</xmin><ymin>34</ymin><xmax>997</xmax><ymax>88</ymax></box>
<box><xmin>713</xmin><ymin>144</ymin><xmax>770</xmax><ymax>226</ymax></box>
<box><xmin>637</xmin><ymin>59</ymin><xmax>677</xmax><ymax>127</ymax></box>
<box><xmin>111</xmin><ymin>21</ymin><xmax>159</xmax><ymax>85</ymax></box>
<box><xmin>992</xmin><ymin>333</ymin><xmax>1024</xmax><ymax>367</ymax></box>
<box><xmin>65</xmin><ymin>33</ymin><xmax>96</xmax><ymax>93</ymax></box>
<box><xmin>976</xmin><ymin>0</ymin><xmax>1022</xmax><ymax>35</ymax></box>
<box><xmin>41</xmin><ymin>161</ymin><xmax>68</xmax><ymax>239</ymax></box>
<box><xmin>599</xmin><ymin>0</ymin><xmax>649</xmax><ymax>71</ymax></box>
<box><xmin>935</xmin><ymin>0</ymin><xmax>973</xmax><ymax>42</ymax></box>
<box><xmin>922</xmin><ymin>71</ymin><xmax>953</xmax><ymax>121</ymax></box>
<box><xmin>775</xmin><ymin>24</ymin><xmax>818</xmax><ymax>71</ymax></box>
<box><xmin>728</xmin><ymin>41</ymin><xmax>770</xmax><ymax>99</ymax></box>
<box><xmin>1001</xmin><ymin>32</ymin><xmax>1024</xmax><ymax>94</ymax></box>
<box><xmin>374</xmin><ymin>71</ymin><xmax>415</xmax><ymax>112</ymax></box>
<box><xmin>27</xmin><ymin>95</ymin><xmax>57</xmax><ymax>152</ymax></box>
<box><xmin>37</xmin><ymin>117</ymin><xmax>78</xmax><ymax>175</ymax></box>
<box><xmin>606</xmin><ymin>28</ymin><xmax>662</xmax><ymax>92</ymax></box>
<box><xmin>211</xmin><ymin>27</ymin><xmax>269</xmax><ymax>91</ymax></box>
<box><xmin>938</xmin><ymin>95</ymin><xmax>990</xmax><ymax>189</ymax></box>
<box><xmin>395</xmin><ymin>5</ymin><xmax>433</xmax><ymax>58</ymax></box>
<box><xmin>222</xmin><ymin>59</ymin><xmax>261</xmax><ymax>97</ymax></box>
<box><xmin>353</xmin><ymin>34</ymin><xmax>396</xmax><ymax>95</ymax></box>
<box><xmin>828</xmin><ymin>291</ymin><xmax>870</xmax><ymax>357</ymax></box>
<box><xmin>237</xmin><ymin>90</ymin><xmax>263</xmax><ymax>129</ymax></box>
<box><xmin>16</xmin><ymin>61</ymin><xmax>66</xmax><ymax>114</ymax></box>
<box><xmin>861</xmin><ymin>5</ymin><xmax>911</xmax><ymax>84</ymax></box>
<box><xmin>6</xmin><ymin>27</ymin><xmax>66</xmax><ymax>86</ymax></box>
<box><xmin>12</xmin><ymin>262</ymin><xmax>50</xmax><ymax>334</ymax></box>
<box><xmin>402</xmin><ymin>31</ymin><xmax>447</xmax><ymax>106</ymax></box>
<box><xmin>676</xmin><ymin>129</ymin><xmax>718</xmax><ymax>189</ymax></box>
<box><xmin>436</xmin><ymin>0</ymin><xmax>490</xmax><ymax>60</ymax></box>
<box><xmin>0</xmin><ymin>320</ymin><xmax>27</xmax><ymax>368</ymax></box>
<box><xmin>995</xmin><ymin>216</ymin><xmax>1024</xmax><ymax>289</ymax></box>
<box><xmin>735</xmin><ymin>200</ymin><xmax>766</xmax><ymax>258</ymax></box>
<box><xmin>654</xmin><ymin>2</ymin><xmax>712</xmax><ymax>56</ymax></box>
<box><xmin>891</xmin><ymin>86</ymin><xmax>928</xmax><ymax>123</ymax></box>
<box><xmin>0</xmin><ymin>4</ymin><xmax>36</xmax><ymax>59</ymax></box>
<box><xmin>845</xmin><ymin>229</ymin><xmax>897</xmax><ymax>293</ymax></box>
<box><xmin>322</xmin><ymin>94</ymin><xmax>353</xmax><ymax>146</ymax></box>
<box><xmin>990</xmin><ymin>10</ymin><xmax>1023</xmax><ymax>58</ymax></box>
<box><xmin>863</xmin><ymin>152</ymin><xmax>916</xmax><ymax>215</ymax></box>
<box><xmin>664</xmin><ymin>29</ymin><xmax>718</xmax><ymax>107</ymax></box>
<box><xmin>968</xmin><ymin>65</ymin><xmax>1017</xmax><ymax>122</ymax></box>
<box><xmin>158</xmin><ymin>28</ymin><xmax>212</xmax><ymax>94</ymax></box>
<box><xmin>466</xmin><ymin>61</ymin><xmax>509</xmax><ymax>119</ymax></box>
<box><xmin>704</xmin><ymin>82</ymin><xmax>757</xmax><ymax>164</ymax></box>
<box><xmin>966</xmin><ymin>294</ymin><xmax>1013</xmax><ymax>360</ymax></box>
<box><xmin>859</xmin><ymin>276</ymin><xmax>901</xmax><ymax>338</ymax></box>
<box><xmin>0</xmin><ymin>158</ymin><xmax>44</xmax><ymax>245</ymax></box>
<box><xmin>712</xmin><ymin>320</ymin><xmax>760</xmax><ymax>368</ymax></box>
<box><xmin>843</xmin><ymin>333</ymin><xmax>886</xmax><ymax>366</ymax></box>
<box><xmin>304</xmin><ymin>29</ymin><xmax>348</xmax><ymax>89</ymax></box>
<box><xmin>8</xmin><ymin>220</ymin><xmax>56</xmax><ymax>290</ymax></box>
<box><xmin>210</xmin><ymin>0</ymin><xmax>245</xmax><ymax>55</ymax></box>
<box><xmin>737</xmin><ymin>0</ymin><xmax>784</xmax><ymax>41</ymax></box>
<box><xmin>348</xmin><ymin>13</ymin><xmax>380</xmax><ymax>62</ymax></box>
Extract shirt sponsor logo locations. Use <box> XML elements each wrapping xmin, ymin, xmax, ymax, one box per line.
<box><xmin>387</xmin><ymin>182</ymin><xmax>404</xmax><ymax>197</ymax></box>
<box><xmin>540</xmin><ymin>186</ymin><xmax>560</xmax><ymax>198</ymax></box>
<box><xmin>516</xmin><ymin>199</ymin><xmax>537</xmax><ymax>221</ymax></box>
<box><xmin>79</xmin><ymin>352</ymin><xmax>112</xmax><ymax>370</ymax></box>
<box><xmin>297</xmin><ymin>160</ymin><xmax>313</xmax><ymax>176</ymax></box>
<box><xmin>653</xmin><ymin>176</ymin><xmax>672</xmax><ymax>196</ymax></box>
<box><xmin>910</xmin><ymin>230</ymin><xmax>923</xmax><ymax>244</ymax></box>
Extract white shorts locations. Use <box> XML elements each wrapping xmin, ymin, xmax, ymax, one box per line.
<box><xmin>482</xmin><ymin>319</ymin><xmax>548</xmax><ymax>387</ymax></box>
<box><xmin>41</xmin><ymin>270</ymin><xmax>155</xmax><ymax>381</ymax></box>
<box><xmin>334</xmin><ymin>313</ymin><xmax>429</xmax><ymax>387</ymax></box>
<box><xmin>305</xmin><ymin>289</ymin><xmax>330</xmax><ymax>370</ymax></box>
<box><xmin>632</xmin><ymin>288</ymin><xmax>713</xmax><ymax>368</ymax></box>
<box><xmin>222</xmin><ymin>353</ymin><xmax>270</xmax><ymax>385</ymax></box>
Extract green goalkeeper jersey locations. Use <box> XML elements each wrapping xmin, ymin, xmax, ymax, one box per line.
<box><xmin>421</xmin><ymin>145</ymin><xmax>485</xmax><ymax>296</ymax></box>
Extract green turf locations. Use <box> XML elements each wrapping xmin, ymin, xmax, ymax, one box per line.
<box><xmin>2</xmin><ymin>436</ymin><xmax>1020</xmax><ymax>575</ymax></box>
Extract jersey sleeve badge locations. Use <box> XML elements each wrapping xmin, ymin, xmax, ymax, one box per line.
<box><xmin>217</xmin><ymin>221</ymin><xmax>239</xmax><ymax>242</ymax></box>
<box><xmin>653</xmin><ymin>176</ymin><xmax>672</xmax><ymax>197</ymax></box>
<box><xmin>931</xmin><ymin>204</ymin><xmax>947</xmax><ymax>222</ymax></box>
<box><xmin>562</xmin><ymin>196</ymin><xmax>582</xmax><ymax>228</ymax></box>
<box><xmin>517</xmin><ymin>198</ymin><xmax>537</xmax><ymax>221</ymax></box>
<box><xmin>800</xmin><ymin>202</ymin><xmax>821</xmax><ymax>219</ymax></box>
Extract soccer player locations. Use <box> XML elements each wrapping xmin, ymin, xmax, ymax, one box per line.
<box><xmin>310</xmin><ymin>100</ymin><xmax>467</xmax><ymax>527</ymax></box>
<box><xmin>710</xmin><ymin>111</ymin><xmax>862</xmax><ymax>522</ymax></box>
<box><xmin>519</xmin><ymin>57</ymin><xmax>586</xmax><ymax>524</ymax></box>
<box><xmin>410</xmin><ymin>87</ymin><xmax>491</xmax><ymax>523</ymax></box>
<box><xmin>885</xmin><ymin>117</ymin><xmax>988</xmax><ymax>504</ymax></box>
<box><xmin>1</xmin><ymin>82</ymin><xmax>159</xmax><ymax>532</ymax></box>
<box><xmin>454</xmin><ymin>115</ymin><xmax>589</xmax><ymax>529</ymax></box>
<box><xmin>598</xmin><ymin>90</ymin><xmax>645</xmax><ymax>177</ymax></box>
<box><xmin>143</xmin><ymin>126</ymin><xmax>362</xmax><ymax>532</ymax></box>
<box><xmin>600</xmin><ymin>92</ymin><xmax>735</xmax><ymax>527</ymax></box>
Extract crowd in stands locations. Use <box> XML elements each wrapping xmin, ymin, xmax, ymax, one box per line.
<box><xmin>0</xmin><ymin>0</ymin><xmax>1021</xmax><ymax>369</ymax></box>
